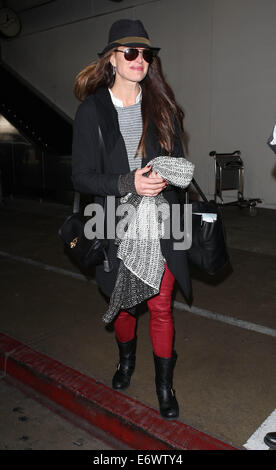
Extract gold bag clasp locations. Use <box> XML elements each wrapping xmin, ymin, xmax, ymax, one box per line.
<box><xmin>70</xmin><ymin>237</ymin><xmax>78</xmax><ymax>249</ymax></box>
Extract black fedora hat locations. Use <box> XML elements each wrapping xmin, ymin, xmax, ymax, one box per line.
<box><xmin>98</xmin><ymin>19</ymin><xmax>160</xmax><ymax>57</ymax></box>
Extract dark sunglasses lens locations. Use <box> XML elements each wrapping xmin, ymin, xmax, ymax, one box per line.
<box><xmin>124</xmin><ymin>49</ymin><xmax>139</xmax><ymax>61</ymax></box>
<box><xmin>123</xmin><ymin>48</ymin><xmax>154</xmax><ymax>63</ymax></box>
<box><xmin>142</xmin><ymin>50</ymin><xmax>154</xmax><ymax>63</ymax></box>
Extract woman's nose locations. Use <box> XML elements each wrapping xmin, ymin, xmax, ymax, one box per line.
<box><xmin>136</xmin><ymin>51</ymin><xmax>144</xmax><ymax>62</ymax></box>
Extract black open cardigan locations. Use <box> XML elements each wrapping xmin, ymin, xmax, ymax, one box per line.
<box><xmin>72</xmin><ymin>86</ymin><xmax>192</xmax><ymax>304</ymax></box>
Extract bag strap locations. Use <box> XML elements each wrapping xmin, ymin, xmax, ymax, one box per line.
<box><xmin>73</xmin><ymin>190</ymin><xmax>80</xmax><ymax>213</ymax></box>
<box><xmin>191</xmin><ymin>177</ymin><xmax>209</xmax><ymax>203</ymax></box>
<box><xmin>73</xmin><ymin>125</ymin><xmax>105</xmax><ymax>213</ymax></box>
<box><xmin>72</xmin><ymin>126</ymin><xmax>112</xmax><ymax>272</ymax></box>
<box><xmin>185</xmin><ymin>177</ymin><xmax>209</xmax><ymax>204</ymax></box>
<box><xmin>97</xmin><ymin>127</ymin><xmax>112</xmax><ymax>273</ymax></box>
<box><xmin>98</xmin><ymin>125</ymin><xmax>105</xmax><ymax>168</ymax></box>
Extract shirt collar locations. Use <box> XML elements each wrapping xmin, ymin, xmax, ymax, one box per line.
<box><xmin>108</xmin><ymin>85</ymin><xmax>142</xmax><ymax>107</ymax></box>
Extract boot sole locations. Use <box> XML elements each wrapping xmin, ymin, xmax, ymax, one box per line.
<box><xmin>264</xmin><ymin>435</ymin><xmax>276</xmax><ymax>449</ymax></box>
<box><xmin>112</xmin><ymin>383</ymin><xmax>130</xmax><ymax>390</ymax></box>
<box><xmin>161</xmin><ymin>414</ymin><xmax>179</xmax><ymax>421</ymax></box>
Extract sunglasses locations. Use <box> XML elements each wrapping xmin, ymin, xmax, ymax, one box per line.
<box><xmin>114</xmin><ymin>48</ymin><xmax>154</xmax><ymax>64</ymax></box>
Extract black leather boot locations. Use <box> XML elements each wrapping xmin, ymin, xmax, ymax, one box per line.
<box><xmin>112</xmin><ymin>337</ymin><xmax>136</xmax><ymax>390</ymax></box>
<box><xmin>264</xmin><ymin>432</ymin><xmax>276</xmax><ymax>449</ymax></box>
<box><xmin>153</xmin><ymin>351</ymin><xmax>179</xmax><ymax>420</ymax></box>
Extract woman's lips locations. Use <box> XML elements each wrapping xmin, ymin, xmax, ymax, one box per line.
<box><xmin>130</xmin><ymin>66</ymin><xmax>143</xmax><ymax>71</ymax></box>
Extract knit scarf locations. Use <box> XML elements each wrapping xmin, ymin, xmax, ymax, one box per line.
<box><xmin>102</xmin><ymin>156</ymin><xmax>194</xmax><ymax>323</ymax></box>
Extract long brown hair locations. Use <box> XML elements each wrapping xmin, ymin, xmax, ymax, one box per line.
<box><xmin>74</xmin><ymin>51</ymin><xmax>188</xmax><ymax>155</ymax></box>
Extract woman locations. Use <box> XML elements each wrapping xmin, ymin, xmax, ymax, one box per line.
<box><xmin>72</xmin><ymin>19</ymin><xmax>194</xmax><ymax>420</ymax></box>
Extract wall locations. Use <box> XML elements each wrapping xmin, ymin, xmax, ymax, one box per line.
<box><xmin>1</xmin><ymin>0</ymin><xmax>276</xmax><ymax>207</ymax></box>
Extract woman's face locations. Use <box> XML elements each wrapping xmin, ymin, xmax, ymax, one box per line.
<box><xmin>110</xmin><ymin>47</ymin><xmax>150</xmax><ymax>85</ymax></box>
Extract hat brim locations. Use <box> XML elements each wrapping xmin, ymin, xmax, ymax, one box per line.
<box><xmin>98</xmin><ymin>42</ymin><xmax>160</xmax><ymax>58</ymax></box>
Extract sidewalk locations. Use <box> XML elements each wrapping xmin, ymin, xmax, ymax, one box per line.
<box><xmin>1</xmin><ymin>197</ymin><xmax>276</xmax><ymax>449</ymax></box>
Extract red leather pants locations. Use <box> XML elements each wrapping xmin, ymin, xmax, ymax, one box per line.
<box><xmin>113</xmin><ymin>264</ymin><xmax>175</xmax><ymax>358</ymax></box>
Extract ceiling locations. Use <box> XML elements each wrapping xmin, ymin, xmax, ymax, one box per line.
<box><xmin>2</xmin><ymin>0</ymin><xmax>56</xmax><ymax>13</ymax></box>
<box><xmin>2</xmin><ymin>0</ymin><xmax>124</xmax><ymax>13</ymax></box>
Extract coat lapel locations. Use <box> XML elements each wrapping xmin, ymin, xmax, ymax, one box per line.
<box><xmin>93</xmin><ymin>87</ymin><xmax>130</xmax><ymax>174</ymax></box>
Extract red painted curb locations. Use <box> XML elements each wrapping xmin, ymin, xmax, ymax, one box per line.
<box><xmin>0</xmin><ymin>332</ymin><xmax>237</xmax><ymax>450</ymax></box>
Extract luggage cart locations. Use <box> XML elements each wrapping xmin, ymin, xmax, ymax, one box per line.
<box><xmin>209</xmin><ymin>150</ymin><xmax>262</xmax><ymax>215</ymax></box>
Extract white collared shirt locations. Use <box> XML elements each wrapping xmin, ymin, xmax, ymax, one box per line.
<box><xmin>108</xmin><ymin>86</ymin><xmax>142</xmax><ymax>108</ymax></box>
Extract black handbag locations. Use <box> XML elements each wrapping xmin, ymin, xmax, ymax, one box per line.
<box><xmin>185</xmin><ymin>178</ymin><xmax>230</xmax><ymax>275</ymax></box>
<box><xmin>58</xmin><ymin>127</ymin><xmax>112</xmax><ymax>273</ymax></box>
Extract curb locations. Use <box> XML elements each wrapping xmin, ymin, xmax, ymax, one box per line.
<box><xmin>0</xmin><ymin>332</ymin><xmax>237</xmax><ymax>450</ymax></box>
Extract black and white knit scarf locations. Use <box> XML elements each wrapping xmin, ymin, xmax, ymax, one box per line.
<box><xmin>102</xmin><ymin>156</ymin><xmax>194</xmax><ymax>323</ymax></box>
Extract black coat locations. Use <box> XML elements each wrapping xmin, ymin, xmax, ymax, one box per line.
<box><xmin>72</xmin><ymin>87</ymin><xmax>191</xmax><ymax>303</ymax></box>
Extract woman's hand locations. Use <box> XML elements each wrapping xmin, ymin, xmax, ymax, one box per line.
<box><xmin>134</xmin><ymin>165</ymin><xmax>167</xmax><ymax>196</ymax></box>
